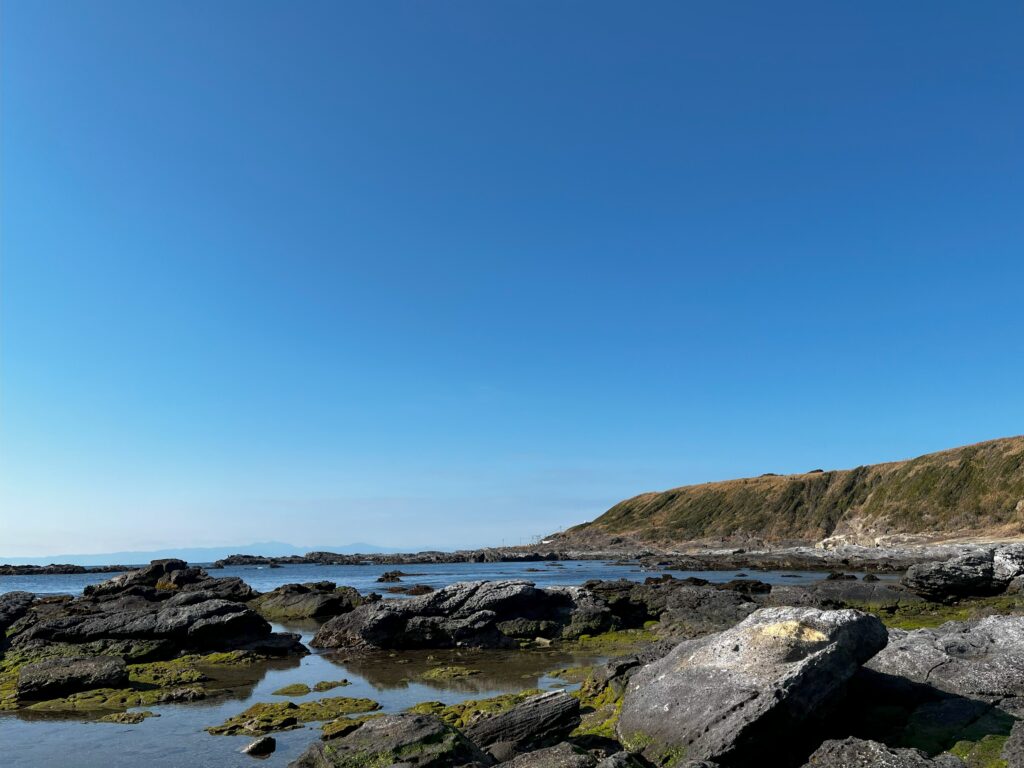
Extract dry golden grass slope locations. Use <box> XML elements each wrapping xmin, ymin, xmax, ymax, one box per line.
<box><xmin>564</xmin><ymin>436</ymin><xmax>1024</xmax><ymax>546</ymax></box>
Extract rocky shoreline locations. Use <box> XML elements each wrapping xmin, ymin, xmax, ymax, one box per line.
<box><xmin>0</xmin><ymin>563</ymin><xmax>131</xmax><ymax>576</ymax></box>
<box><xmin>4</xmin><ymin>545</ymin><xmax>1024</xmax><ymax>766</ymax></box>
<box><xmin>5</xmin><ymin>539</ymin><xmax>1017</xmax><ymax>576</ymax></box>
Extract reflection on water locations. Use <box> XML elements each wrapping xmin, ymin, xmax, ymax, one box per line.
<box><xmin>329</xmin><ymin>647</ymin><xmax>590</xmax><ymax>695</ymax></box>
<box><xmin>2</xmin><ymin>622</ymin><xmax>603</xmax><ymax>768</ymax></box>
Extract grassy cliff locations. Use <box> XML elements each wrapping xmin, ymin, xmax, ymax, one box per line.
<box><xmin>562</xmin><ymin>437</ymin><xmax>1024</xmax><ymax>546</ymax></box>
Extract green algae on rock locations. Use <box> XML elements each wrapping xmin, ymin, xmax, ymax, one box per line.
<box><xmin>272</xmin><ymin>683</ymin><xmax>312</xmax><ymax>696</ymax></box>
<box><xmin>564</xmin><ymin>627</ymin><xmax>658</xmax><ymax>655</ymax></box>
<box><xmin>6</xmin><ymin>650</ymin><xmax>268</xmax><ymax>713</ymax></box>
<box><xmin>419</xmin><ymin>665</ymin><xmax>481</xmax><ymax>681</ymax></box>
<box><xmin>407</xmin><ymin>689</ymin><xmax>542</xmax><ymax>729</ymax></box>
<box><xmin>97</xmin><ymin>710</ymin><xmax>159</xmax><ymax>724</ymax></box>
<box><xmin>321</xmin><ymin>713</ymin><xmax>384</xmax><ymax>740</ymax></box>
<box><xmin>852</xmin><ymin>594</ymin><xmax>1024</xmax><ymax>631</ymax></box>
<box><xmin>207</xmin><ymin>696</ymin><xmax>382</xmax><ymax>736</ymax></box>
<box><xmin>291</xmin><ymin>713</ymin><xmax>490</xmax><ymax>768</ymax></box>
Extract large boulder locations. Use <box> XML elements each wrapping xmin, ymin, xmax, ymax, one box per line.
<box><xmin>462</xmin><ymin>690</ymin><xmax>579</xmax><ymax>756</ymax></box>
<box><xmin>867</xmin><ymin>615</ymin><xmax>1024</xmax><ymax>702</ymax></box>
<box><xmin>311</xmin><ymin>580</ymin><xmax>575</xmax><ymax>650</ymax></box>
<box><xmin>903</xmin><ymin>550</ymin><xmax>1000</xmax><ymax>601</ymax></box>
<box><xmin>251</xmin><ymin>582</ymin><xmax>362</xmax><ymax>621</ymax></box>
<box><xmin>801</xmin><ymin>738</ymin><xmax>965</xmax><ymax>767</ymax></box>
<box><xmin>584</xmin><ymin>579</ymin><xmax>759</xmax><ymax>640</ymax></box>
<box><xmin>17</xmin><ymin>655</ymin><xmax>127</xmax><ymax>700</ymax></box>
<box><xmin>287</xmin><ymin>713</ymin><xmax>490</xmax><ymax>767</ymax></box>
<box><xmin>617</xmin><ymin>607</ymin><xmax>888</xmax><ymax>767</ymax></box>
<box><xmin>903</xmin><ymin>545</ymin><xmax>1024</xmax><ymax>601</ymax></box>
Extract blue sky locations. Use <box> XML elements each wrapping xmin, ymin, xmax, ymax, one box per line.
<box><xmin>1</xmin><ymin>1</ymin><xmax>1022</xmax><ymax>557</ymax></box>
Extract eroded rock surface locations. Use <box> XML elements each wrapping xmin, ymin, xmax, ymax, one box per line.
<box><xmin>903</xmin><ymin>545</ymin><xmax>1024</xmax><ymax>601</ymax></box>
<box><xmin>311</xmin><ymin>580</ymin><xmax>590</xmax><ymax>650</ymax></box>
<box><xmin>17</xmin><ymin>656</ymin><xmax>127</xmax><ymax>700</ymax></box>
<box><xmin>867</xmin><ymin>615</ymin><xmax>1024</xmax><ymax>702</ymax></box>
<box><xmin>463</xmin><ymin>690</ymin><xmax>579</xmax><ymax>755</ymax></box>
<box><xmin>617</xmin><ymin>607</ymin><xmax>888</xmax><ymax>767</ymax></box>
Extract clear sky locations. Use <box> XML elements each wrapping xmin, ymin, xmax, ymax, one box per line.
<box><xmin>1</xmin><ymin>1</ymin><xmax>1022</xmax><ymax>557</ymax></box>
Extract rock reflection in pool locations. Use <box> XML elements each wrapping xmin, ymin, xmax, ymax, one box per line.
<box><xmin>1</xmin><ymin>623</ymin><xmax>605</xmax><ymax>768</ymax></box>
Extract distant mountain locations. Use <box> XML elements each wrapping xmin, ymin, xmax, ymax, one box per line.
<box><xmin>552</xmin><ymin>436</ymin><xmax>1024</xmax><ymax>549</ymax></box>
<box><xmin>0</xmin><ymin>541</ymin><xmax>409</xmax><ymax>566</ymax></box>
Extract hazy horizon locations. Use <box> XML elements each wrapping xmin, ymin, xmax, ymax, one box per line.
<box><xmin>2</xmin><ymin>2</ymin><xmax>1022</xmax><ymax>557</ymax></box>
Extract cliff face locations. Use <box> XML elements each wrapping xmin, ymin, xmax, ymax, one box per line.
<box><xmin>561</xmin><ymin>437</ymin><xmax>1024</xmax><ymax>547</ymax></box>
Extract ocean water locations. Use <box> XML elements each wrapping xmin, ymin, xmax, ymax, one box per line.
<box><xmin>1</xmin><ymin>561</ymin><xmax>881</xmax><ymax>767</ymax></box>
<box><xmin>0</xmin><ymin>559</ymin><xmax>843</xmax><ymax>597</ymax></box>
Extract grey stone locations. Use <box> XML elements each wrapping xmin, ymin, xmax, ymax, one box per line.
<box><xmin>617</xmin><ymin>607</ymin><xmax>888</xmax><ymax>767</ymax></box>
<box><xmin>867</xmin><ymin>615</ymin><xmax>1024</xmax><ymax>699</ymax></box>
<box><xmin>1003</xmin><ymin>719</ymin><xmax>1024</xmax><ymax>768</ymax></box>
<box><xmin>463</xmin><ymin>690</ymin><xmax>579</xmax><ymax>753</ymax></box>
<box><xmin>902</xmin><ymin>550</ymin><xmax>995</xmax><ymax>600</ymax></box>
<box><xmin>0</xmin><ymin>591</ymin><xmax>34</xmax><ymax>632</ymax></box>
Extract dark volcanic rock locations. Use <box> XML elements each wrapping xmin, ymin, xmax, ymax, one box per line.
<box><xmin>902</xmin><ymin>545</ymin><xmax>1024</xmax><ymax>601</ymax></box>
<box><xmin>903</xmin><ymin>550</ymin><xmax>1000</xmax><ymax>601</ymax></box>
<box><xmin>243</xmin><ymin>736</ymin><xmax>277</xmax><ymax>756</ymax></box>
<box><xmin>617</xmin><ymin>607</ymin><xmax>888</xmax><ymax>767</ymax></box>
<box><xmin>287</xmin><ymin>713</ymin><xmax>490</xmax><ymax>767</ymax></box>
<box><xmin>84</xmin><ymin>559</ymin><xmax>189</xmax><ymax>597</ymax></box>
<box><xmin>17</xmin><ymin>655</ymin><xmax>127</xmax><ymax>700</ymax></box>
<box><xmin>310</xmin><ymin>580</ymin><xmax>583</xmax><ymax>650</ymax></box>
<box><xmin>251</xmin><ymin>582</ymin><xmax>362</xmax><ymax>621</ymax></box>
<box><xmin>0</xmin><ymin>591</ymin><xmax>35</xmax><ymax>632</ymax></box>
<box><xmin>801</xmin><ymin>738</ymin><xmax>965</xmax><ymax>767</ymax></box>
<box><xmin>462</xmin><ymin>690</ymin><xmax>579</xmax><ymax>754</ymax></box>
<box><xmin>6</xmin><ymin>560</ymin><xmax>304</xmax><ymax>667</ymax></box>
<box><xmin>585</xmin><ymin>579</ymin><xmax>758</xmax><ymax>640</ymax></box>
